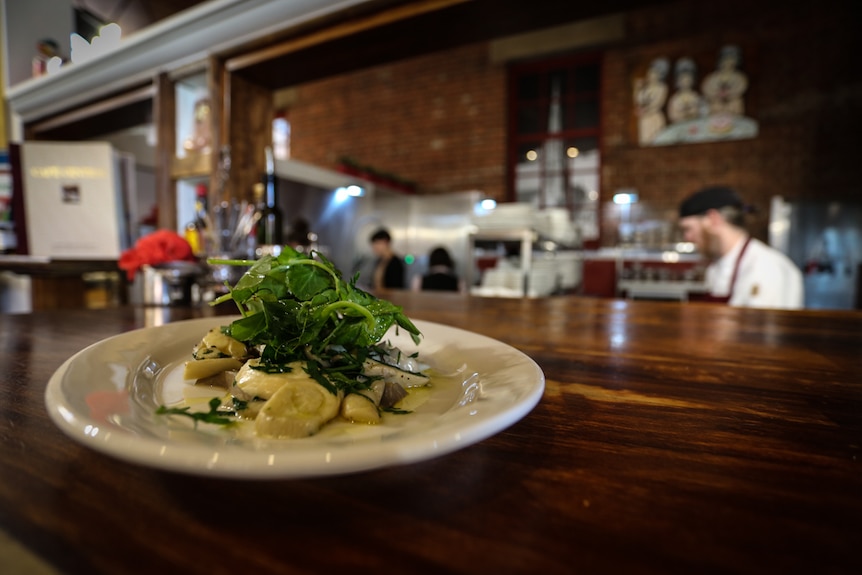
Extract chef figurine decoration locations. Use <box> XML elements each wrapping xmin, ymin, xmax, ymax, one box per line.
<box><xmin>633</xmin><ymin>57</ymin><xmax>670</xmax><ymax>145</ymax></box>
<box><xmin>701</xmin><ymin>45</ymin><xmax>748</xmax><ymax>116</ymax></box>
<box><xmin>641</xmin><ymin>44</ymin><xmax>758</xmax><ymax>146</ymax></box>
<box><xmin>667</xmin><ymin>58</ymin><xmax>705</xmax><ymax>124</ymax></box>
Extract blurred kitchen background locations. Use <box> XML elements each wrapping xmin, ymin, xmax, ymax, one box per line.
<box><xmin>1</xmin><ymin>0</ymin><xmax>859</xmax><ymax>311</ymax></box>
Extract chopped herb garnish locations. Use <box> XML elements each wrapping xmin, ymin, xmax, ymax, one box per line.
<box><xmin>156</xmin><ymin>397</ymin><xmax>235</xmax><ymax>426</ymax></box>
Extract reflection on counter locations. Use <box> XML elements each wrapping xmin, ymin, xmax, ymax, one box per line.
<box><xmin>0</xmin><ymin>271</ymin><xmax>31</xmax><ymax>313</ymax></box>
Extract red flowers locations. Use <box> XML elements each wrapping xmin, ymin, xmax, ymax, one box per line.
<box><xmin>119</xmin><ymin>229</ymin><xmax>196</xmax><ymax>281</ymax></box>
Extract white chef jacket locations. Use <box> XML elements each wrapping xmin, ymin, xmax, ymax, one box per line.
<box><xmin>704</xmin><ymin>236</ymin><xmax>804</xmax><ymax>309</ymax></box>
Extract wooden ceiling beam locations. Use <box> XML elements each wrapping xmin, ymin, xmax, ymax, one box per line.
<box><xmin>225</xmin><ymin>0</ymin><xmax>471</xmax><ymax>72</ymax></box>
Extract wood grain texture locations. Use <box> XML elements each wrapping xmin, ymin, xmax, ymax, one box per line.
<box><xmin>227</xmin><ymin>73</ymin><xmax>273</xmax><ymax>204</ymax></box>
<box><xmin>1</xmin><ymin>294</ymin><xmax>860</xmax><ymax>574</ymax></box>
<box><xmin>154</xmin><ymin>72</ymin><xmax>177</xmax><ymax>232</ymax></box>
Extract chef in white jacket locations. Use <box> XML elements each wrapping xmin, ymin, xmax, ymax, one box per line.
<box><xmin>678</xmin><ymin>186</ymin><xmax>804</xmax><ymax>309</ymax></box>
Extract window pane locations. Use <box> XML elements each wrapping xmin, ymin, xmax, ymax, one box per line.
<box><xmin>548</xmin><ymin>69</ymin><xmax>567</xmax><ymax>98</ymax></box>
<box><xmin>517</xmin><ymin>74</ymin><xmax>541</xmax><ymax>100</ymax></box>
<box><xmin>517</xmin><ymin>104</ymin><xmax>544</xmax><ymax>134</ymax></box>
<box><xmin>515</xmin><ymin>163</ymin><xmax>542</xmax><ymax>203</ymax></box>
<box><xmin>509</xmin><ymin>56</ymin><xmax>601</xmax><ymax>217</ymax></box>
<box><xmin>566</xmin><ymin>136</ymin><xmax>599</xmax><ymax>154</ymax></box>
<box><xmin>516</xmin><ymin>141</ymin><xmax>543</xmax><ymax>163</ymax></box>
<box><xmin>564</xmin><ymin>135</ymin><xmax>599</xmax><ymax>212</ymax></box>
<box><xmin>515</xmin><ymin>140</ymin><xmax>543</xmax><ymax>204</ymax></box>
<box><xmin>574</xmin><ymin>63</ymin><xmax>600</xmax><ymax>92</ymax></box>
<box><xmin>542</xmin><ymin>137</ymin><xmax>566</xmax><ymax>176</ymax></box>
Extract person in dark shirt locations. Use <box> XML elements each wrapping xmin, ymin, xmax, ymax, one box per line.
<box><xmin>413</xmin><ymin>246</ymin><xmax>461</xmax><ymax>292</ymax></box>
<box><xmin>369</xmin><ymin>228</ymin><xmax>405</xmax><ymax>290</ymax></box>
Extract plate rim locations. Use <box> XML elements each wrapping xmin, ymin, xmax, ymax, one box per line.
<box><xmin>44</xmin><ymin>316</ymin><xmax>545</xmax><ymax>479</ymax></box>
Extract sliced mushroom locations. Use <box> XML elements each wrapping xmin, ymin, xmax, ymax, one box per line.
<box><xmin>362</xmin><ymin>358</ymin><xmax>430</xmax><ymax>388</ymax></box>
<box><xmin>379</xmin><ymin>381</ymin><xmax>408</xmax><ymax>408</ymax></box>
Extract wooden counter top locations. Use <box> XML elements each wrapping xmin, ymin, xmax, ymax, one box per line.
<box><xmin>0</xmin><ymin>255</ymin><xmax>119</xmax><ymax>276</ymax></box>
<box><xmin>1</xmin><ymin>293</ymin><xmax>860</xmax><ymax>574</ymax></box>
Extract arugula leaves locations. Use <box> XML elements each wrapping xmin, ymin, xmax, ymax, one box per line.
<box><xmin>207</xmin><ymin>247</ymin><xmax>421</xmax><ymax>393</ymax></box>
<box><xmin>156</xmin><ymin>397</ymin><xmax>236</xmax><ymax>426</ymax></box>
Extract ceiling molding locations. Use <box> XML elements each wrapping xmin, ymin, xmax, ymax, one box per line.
<box><xmin>489</xmin><ymin>13</ymin><xmax>626</xmax><ymax>63</ymax></box>
<box><xmin>7</xmin><ymin>0</ymin><xmax>371</xmax><ymax>124</ymax></box>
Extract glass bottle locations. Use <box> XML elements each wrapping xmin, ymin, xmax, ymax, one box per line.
<box><xmin>250</xmin><ymin>182</ymin><xmax>265</xmax><ymax>257</ymax></box>
<box><xmin>256</xmin><ymin>146</ymin><xmax>283</xmax><ymax>255</ymax></box>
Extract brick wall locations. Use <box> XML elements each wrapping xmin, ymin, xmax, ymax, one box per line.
<box><xmin>601</xmin><ymin>0</ymin><xmax>860</xmax><ymax>244</ymax></box>
<box><xmin>288</xmin><ymin>0</ymin><xmax>859</xmax><ymax>245</ymax></box>
<box><xmin>288</xmin><ymin>42</ymin><xmax>507</xmax><ymax>197</ymax></box>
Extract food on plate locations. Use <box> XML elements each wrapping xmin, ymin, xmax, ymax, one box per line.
<box><xmin>157</xmin><ymin>246</ymin><xmax>430</xmax><ymax>438</ymax></box>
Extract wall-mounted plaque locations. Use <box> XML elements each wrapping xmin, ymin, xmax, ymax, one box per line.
<box><xmin>633</xmin><ymin>44</ymin><xmax>759</xmax><ymax>147</ymax></box>
<box><xmin>19</xmin><ymin>141</ymin><xmax>131</xmax><ymax>259</ymax></box>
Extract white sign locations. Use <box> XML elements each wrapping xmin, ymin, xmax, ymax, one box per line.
<box><xmin>20</xmin><ymin>141</ymin><xmax>129</xmax><ymax>259</ymax></box>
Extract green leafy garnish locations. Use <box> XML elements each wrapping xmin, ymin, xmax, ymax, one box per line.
<box><xmin>207</xmin><ymin>246</ymin><xmax>422</xmax><ymax>393</ymax></box>
<box><xmin>156</xmin><ymin>397</ymin><xmax>235</xmax><ymax>426</ymax></box>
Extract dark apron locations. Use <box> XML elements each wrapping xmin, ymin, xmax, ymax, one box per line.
<box><xmin>689</xmin><ymin>237</ymin><xmax>751</xmax><ymax>304</ymax></box>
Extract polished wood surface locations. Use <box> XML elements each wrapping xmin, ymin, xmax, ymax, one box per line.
<box><xmin>1</xmin><ymin>293</ymin><xmax>860</xmax><ymax>574</ymax></box>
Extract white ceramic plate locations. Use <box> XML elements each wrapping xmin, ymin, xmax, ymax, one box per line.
<box><xmin>44</xmin><ymin>317</ymin><xmax>545</xmax><ymax>479</ymax></box>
